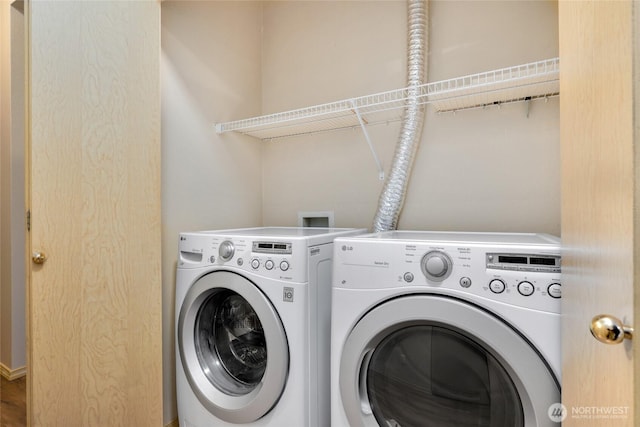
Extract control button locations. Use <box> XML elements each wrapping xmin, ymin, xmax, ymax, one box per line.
<box><xmin>403</xmin><ymin>272</ymin><xmax>414</xmax><ymax>283</ymax></box>
<box><xmin>280</xmin><ymin>261</ymin><xmax>290</xmax><ymax>271</ymax></box>
<box><xmin>237</xmin><ymin>258</ymin><xmax>244</xmax><ymax>266</ymax></box>
<box><xmin>209</xmin><ymin>255</ymin><xmax>216</xmax><ymax>263</ymax></box>
<box><xmin>251</xmin><ymin>259</ymin><xmax>260</xmax><ymax>269</ymax></box>
<box><xmin>420</xmin><ymin>251</ymin><xmax>453</xmax><ymax>282</ymax></box>
<box><xmin>489</xmin><ymin>279</ymin><xmax>506</xmax><ymax>294</ymax></box>
<box><xmin>265</xmin><ymin>260</ymin><xmax>275</xmax><ymax>270</ymax></box>
<box><xmin>218</xmin><ymin>240</ymin><xmax>235</xmax><ymax>261</ymax></box>
<box><xmin>517</xmin><ymin>281</ymin><xmax>535</xmax><ymax>296</ymax></box>
<box><xmin>547</xmin><ymin>283</ymin><xmax>562</xmax><ymax>299</ymax></box>
<box><xmin>459</xmin><ymin>277</ymin><xmax>472</xmax><ymax>288</ymax></box>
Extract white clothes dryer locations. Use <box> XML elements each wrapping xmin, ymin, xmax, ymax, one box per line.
<box><xmin>176</xmin><ymin>227</ymin><xmax>364</xmax><ymax>427</ymax></box>
<box><xmin>331</xmin><ymin>231</ymin><xmax>562</xmax><ymax>427</ymax></box>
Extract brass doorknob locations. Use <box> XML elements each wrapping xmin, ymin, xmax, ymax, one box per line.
<box><xmin>590</xmin><ymin>314</ymin><xmax>633</xmax><ymax>344</ymax></box>
<box><xmin>32</xmin><ymin>251</ymin><xmax>47</xmax><ymax>265</ymax></box>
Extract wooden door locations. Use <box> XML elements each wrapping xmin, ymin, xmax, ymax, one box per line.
<box><xmin>559</xmin><ymin>1</ymin><xmax>638</xmax><ymax>425</ymax></box>
<box><xmin>26</xmin><ymin>1</ymin><xmax>162</xmax><ymax>425</ymax></box>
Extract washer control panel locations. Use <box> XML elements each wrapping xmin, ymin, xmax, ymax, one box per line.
<box><xmin>334</xmin><ymin>233</ymin><xmax>562</xmax><ymax>313</ymax></box>
<box><xmin>178</xmin><ymin>234</ymin><xmax>309</xmax><ymax>282</ymax></box>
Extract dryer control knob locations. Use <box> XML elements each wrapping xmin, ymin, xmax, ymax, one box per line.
<box><xmin>219</xmin><ymin>240</ymin><xmax>235</xmax><ymax>261</ymax></box>
<box><xmin>420</xmin><ymin>251</ymin><xmax>453</xmax><ymax>282</ymax></box>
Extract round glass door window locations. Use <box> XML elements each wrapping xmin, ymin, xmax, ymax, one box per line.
<box><xmin>194</xmin><ymin>289</ymin><xmax>267</xmax><ymax>396</ymax></box>
<box><xmin>366</xmin><ymin>325</ymin><xmax>524</xmax><ymax>427</ymax></box>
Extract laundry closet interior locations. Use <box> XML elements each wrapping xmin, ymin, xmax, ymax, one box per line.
<box><xmin>5</xmin><ymin>0</ymin><xmax>604</xmax><ymax>425</ymax></box>
<box><xmin>162</xmin><ymin>0</ymin><xmax>560</xmax><ymax>424</ymax></box>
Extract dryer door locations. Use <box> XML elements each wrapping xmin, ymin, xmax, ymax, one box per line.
<box><xmin>340</xmin><ymin>295</ymin><xmax>559</xmax><ymax>427</ymax></box>
<box><xmin>178</xmin><ymin>271</ymin><xmax>289</xmax><ymax>423</ymax></box>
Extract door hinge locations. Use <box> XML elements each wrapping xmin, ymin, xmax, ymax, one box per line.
<box><xmin>26</xmin><ymin>209</ymin><xmax>31</xmax><ymax>232</ymax></box>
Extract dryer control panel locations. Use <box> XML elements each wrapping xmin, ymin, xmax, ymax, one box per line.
<box><xmin>334</xmin><ymin>232</ymin><xmax>562</xmax><ymax>313</ymax></box>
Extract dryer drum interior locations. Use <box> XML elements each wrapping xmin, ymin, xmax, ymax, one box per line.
<box><xmin>339</xmin><ymin>295</ymin><xmax>560</xmax><ymax>427</ymax></box>
<box><xmin>365</xmin><ymin>325</ymin><xmax>523</xmax><ymax>426</ymax></box>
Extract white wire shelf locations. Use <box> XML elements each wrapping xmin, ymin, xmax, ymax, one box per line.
<box><xmin>215</xmin><ymin>57</ymin><xmax>559</xmax><ymax>141</ymax></box>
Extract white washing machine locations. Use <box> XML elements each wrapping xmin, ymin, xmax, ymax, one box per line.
<box><xmin>175</xmin><ymin>227</ymin><xmax>364</xmax><ymax>427</ymax></box>
<box><xmin>331</xmin><ymin>231</ymin><xmax>562</xmax><ymax>427</ymax></box>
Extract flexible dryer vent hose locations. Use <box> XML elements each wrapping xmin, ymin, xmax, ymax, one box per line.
<box><xmin>372</xmin><ymin>0</ymin><xmax>427</xmax><ymax>232</ymax></box>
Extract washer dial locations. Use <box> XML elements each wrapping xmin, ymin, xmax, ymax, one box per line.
<box><xmin>218</xmin><ymin>240</ymin><xmax>235</xmax><ymax>261</ymax></box>
<box><xmin>420</xmin><ymin>250</ymin><xmax>453</xmax><ymax>282</ymax></box>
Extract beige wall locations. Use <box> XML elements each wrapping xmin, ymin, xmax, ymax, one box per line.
<box><xmin>161</xmin><ymin>1</ymin><xmax>263</xmax><ymax>423</ymax></box>
<box><xmin>162</xmin><ymin>0</ymin><xmax>559</xmax><ymax>424</ymax></box>
<box><xmin>262</xmin><ymin>0</ymin><xmax>560</xmax><ymax>234</ymax></box>
<box><xmin>0</xmin><ymin>0</ymin><xmax>8</xmax><ymax>370</ymax></box>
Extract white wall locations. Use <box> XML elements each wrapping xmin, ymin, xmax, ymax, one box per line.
<box><xmin>261</xmin><ymin>0</ymin><xmax>560</xmax><ymax>235</ymax></box>
<box><xmin>0</xmin><ymin>0</ymin><xmax>26</xmax><ymax>376</ymax></box>
<box><xmin>161</xmin><ymin>1</ymin><xmax>263</xmax><ymax>423</ymax></box>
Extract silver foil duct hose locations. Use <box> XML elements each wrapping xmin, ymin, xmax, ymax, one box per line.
<box><xmin>372</xmin><ymin>0</ymin><xmax>428</xmax><ymax>232</ymax></box>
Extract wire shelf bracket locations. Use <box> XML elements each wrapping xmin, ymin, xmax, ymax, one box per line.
<box><xmin>350</xmin><ymin>99</ymin><xmax>385</xmax><ymax>181</ymax></box>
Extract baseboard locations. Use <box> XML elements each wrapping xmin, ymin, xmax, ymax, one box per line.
<box><xmin>164</xmin><ymin>419</ymin><xmax>179</xmax><ymax>427</ymax></box>
<box><xmin>0</xmin><ymin>363</ymin><xmax>26</xmax><ymax>381</ymax></box>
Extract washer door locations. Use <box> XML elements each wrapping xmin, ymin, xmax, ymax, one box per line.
<box><xmin>340</xmin><ymin>295</ymin><xmax>559</xmax><ymax>427</ymax></box>
<box><xmin>178</xmin><ymin>271</ymin><xmax>289</xmax><ymax>423</ymax></box>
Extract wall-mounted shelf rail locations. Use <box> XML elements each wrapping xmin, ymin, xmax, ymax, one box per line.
<box><xmin>214</xmin><ymin>57</ymin><xmax>559</xmax><ymax>141</ymax></box>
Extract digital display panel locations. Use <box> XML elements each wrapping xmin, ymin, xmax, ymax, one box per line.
<box><xmin>498</xmin><ymin>255</ymin><xmax>528</xmax><ymax>264</ymax></box>
<box><xmin>487</xmin><ymin>252</ymin><xmax>560</xmax><ymax>272</ymax></box>
<box><xmin>253</xmin><ymin>241</ymin><xmax>292</xmax><ymax>254</ymax></box>
<box><xmin>530</xmin><ymin>257</ymin><xmax>556</xmax><ymax>266</ymax></box>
